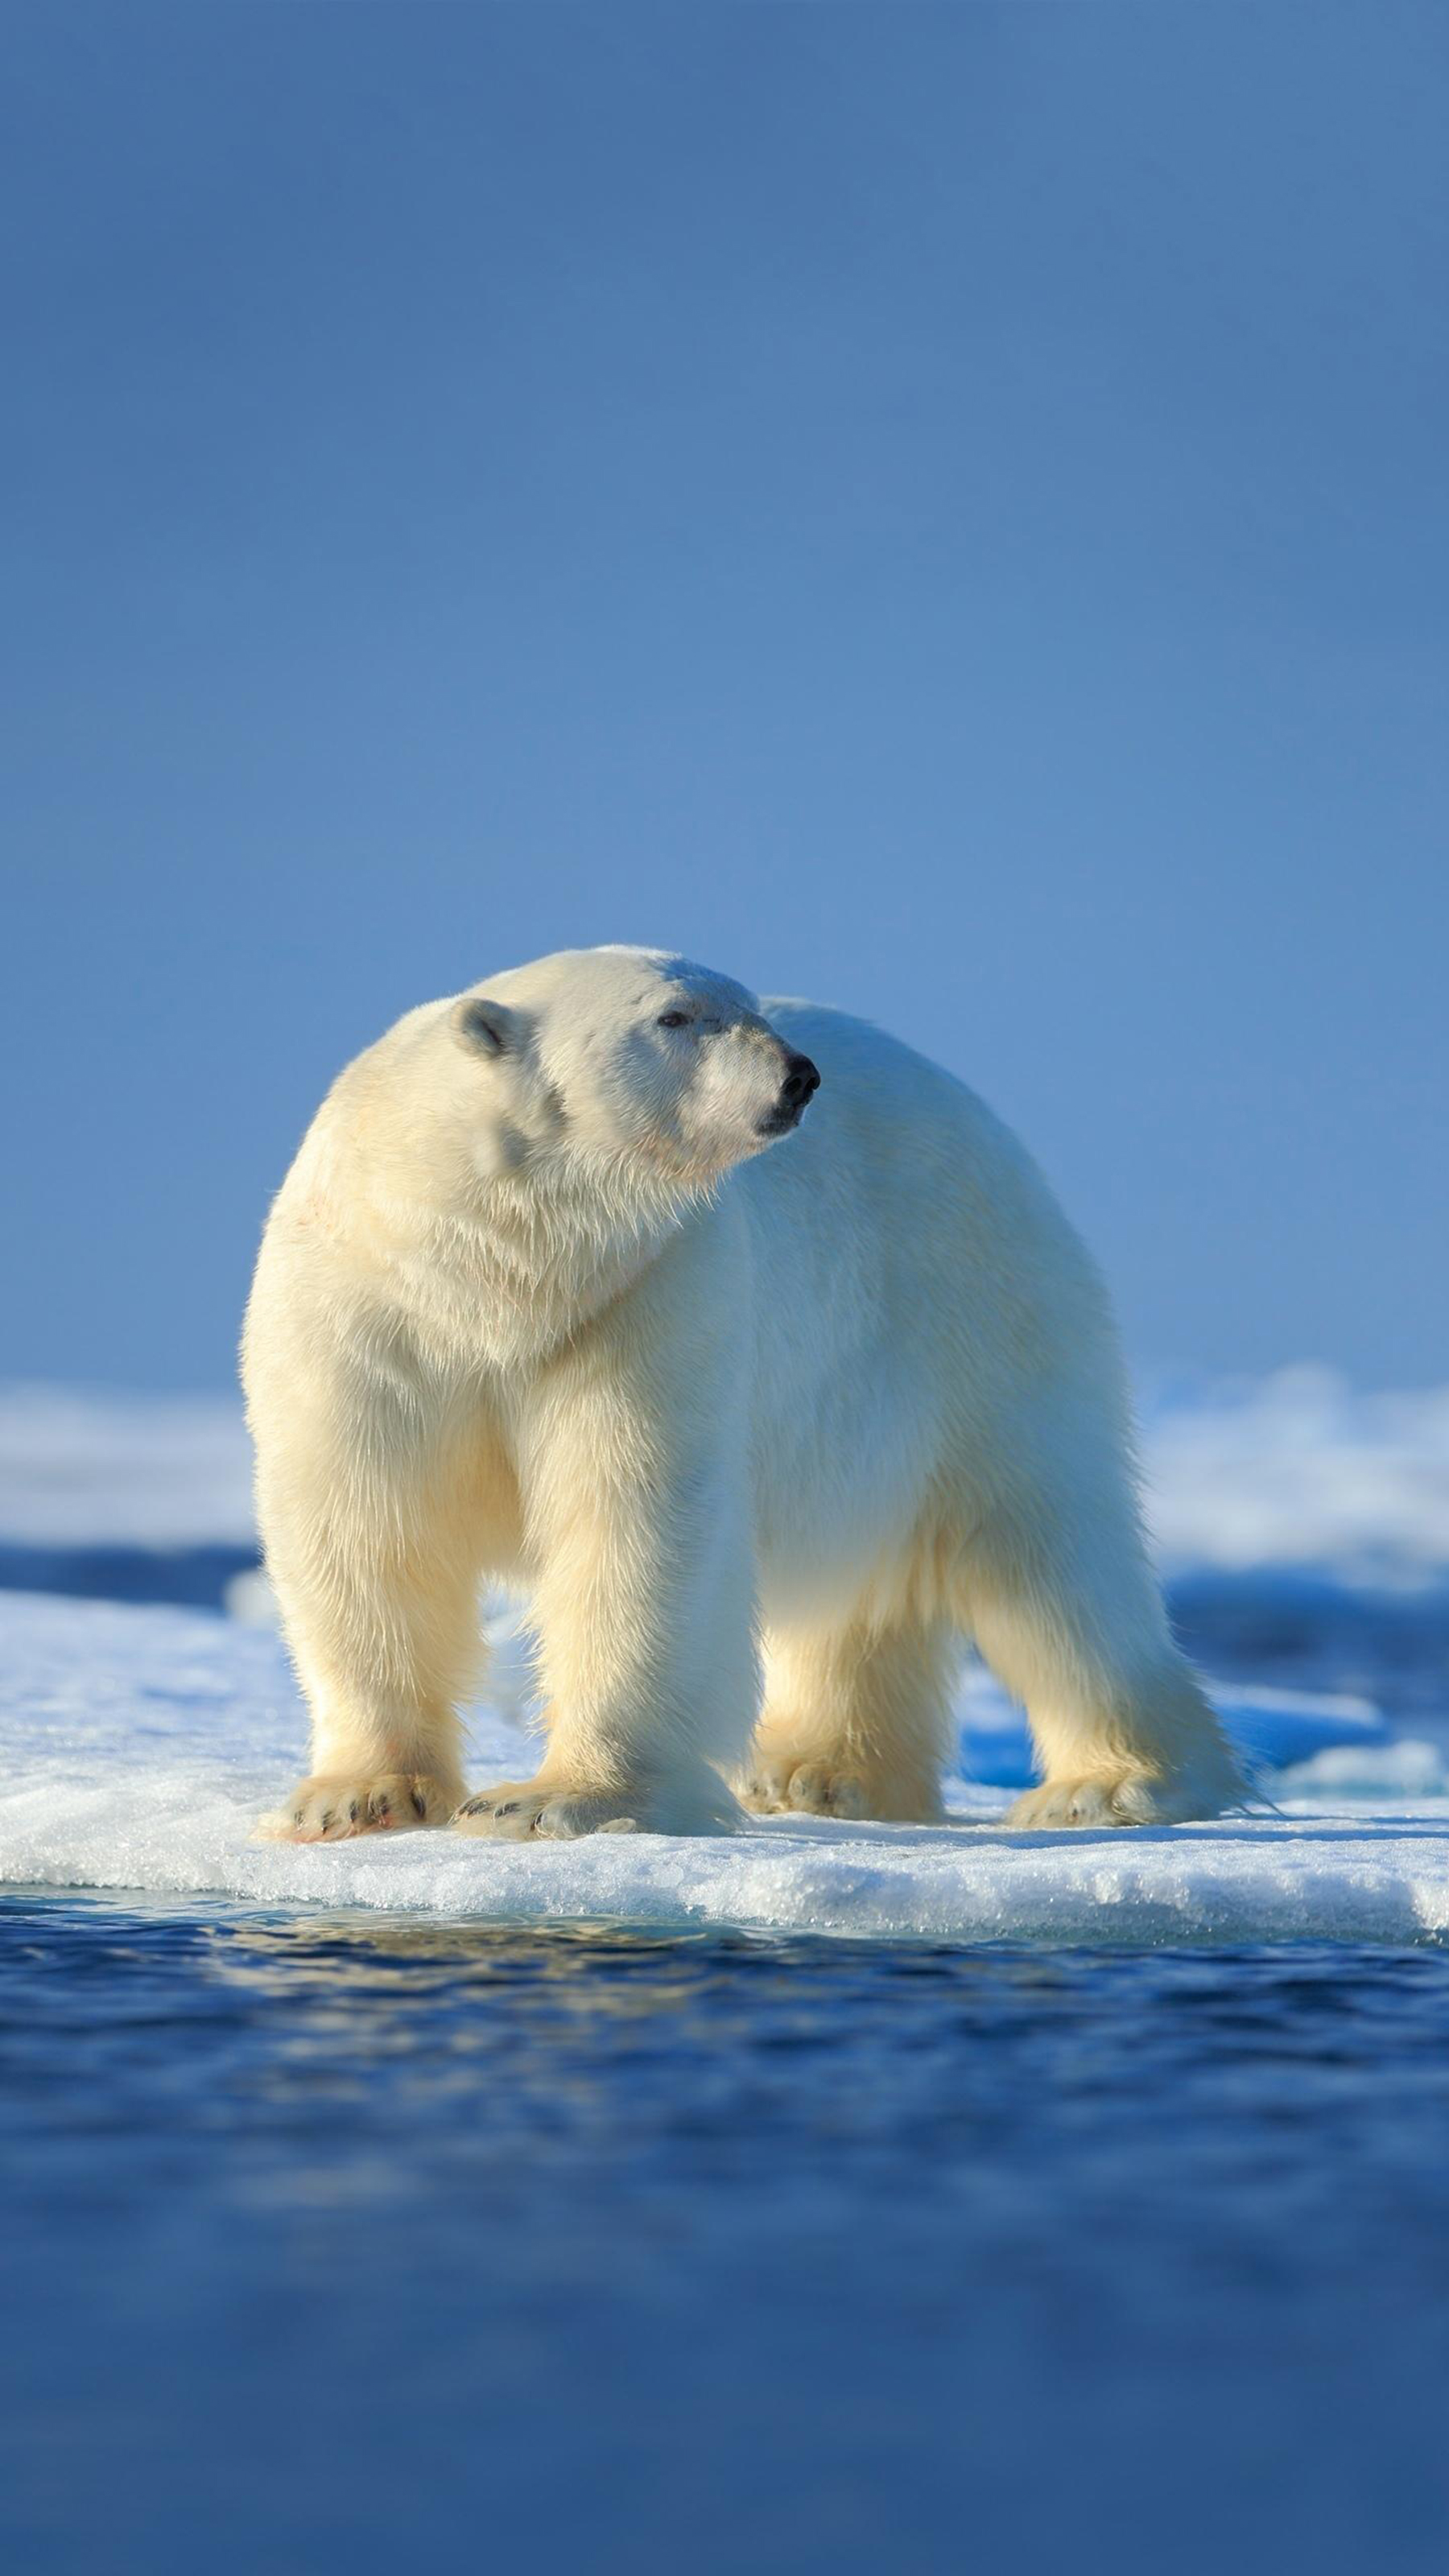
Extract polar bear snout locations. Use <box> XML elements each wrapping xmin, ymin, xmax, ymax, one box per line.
<box><xmin>759</xmin><ymin>1050</ymin><xmax>821</xmax><ymax>1137</ymax></box>
<box><xmin>782</xmin><ymin>1051</ymin><xmax>821</xmax><ymax>1110</ymax></box>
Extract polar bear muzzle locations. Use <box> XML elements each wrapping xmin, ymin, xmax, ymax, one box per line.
<box><xmin>758</xmin><ymin>1049</ymin><xmax>821</xmax><ymax>1139</ymax></box>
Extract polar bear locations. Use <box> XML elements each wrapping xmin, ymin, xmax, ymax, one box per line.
<box><xmin>242</xmin><ymin>945</ymin><xmax>1241</xmax><ymax>1842</ymax></box>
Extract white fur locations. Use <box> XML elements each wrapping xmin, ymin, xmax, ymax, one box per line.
<box><xmin>242</xmin><ymin>946</ymin><xmax>1242</xmax><ymax>1842</ymax></box>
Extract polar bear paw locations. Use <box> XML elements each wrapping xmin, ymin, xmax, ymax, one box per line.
<box><xmin>1003</xmin><ymin>1771</ymin><xmax>1172</xmax><ymax>1830</ymax></box>
<box><xmin>741</xmin><ymin>1757</ymin><xmax>873</xmax><ymax>1819</ymax></box>
<box><xmin>453</xmin><ymin>1781</ymin><xmax>641</xmax><ymax>1839</ymax></box>
<box><xmin>260</xmin><ymin>1773</ymin><xmax>462</xmax><ymax>1841</ymax></box>
<box><xmin>741</xmin><ymin>1743</ymin><xmax>946</xmax><ymax>1823</ymax></box>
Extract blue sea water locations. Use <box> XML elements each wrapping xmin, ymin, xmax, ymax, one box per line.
<box><xmin>4</xmin><ymin>1893</ymin><xmax>1449</xmax><ymax>2576</ymax></box>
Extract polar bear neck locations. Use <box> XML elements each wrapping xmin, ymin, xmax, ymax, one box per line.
<box><xmin>304</xmin><ymin>1118</ymin><xmax>712</xmax><ymax>1377</ymax></box>
<box><xmin>448</xmin><ymin>1150</ymin><xmax>706</xmax><ymax>1364</ymax></box>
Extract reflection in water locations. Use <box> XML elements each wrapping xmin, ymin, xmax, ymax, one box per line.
<box><xmin>192</xmin><ymin>1908</ymin><xmax>1068</xmax><ymax>2185</ymax></box>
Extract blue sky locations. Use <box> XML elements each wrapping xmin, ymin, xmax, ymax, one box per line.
<box><xmin>4</xmin><ymin>1</ymin><xmax>1445</xmax><ymax>1390</ymax></box>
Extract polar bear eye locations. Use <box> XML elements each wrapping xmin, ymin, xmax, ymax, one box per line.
<box><xmin>657</xmin><ymin>1010</ymin><xmax>692</xmax><ymax>1030</ymax></box>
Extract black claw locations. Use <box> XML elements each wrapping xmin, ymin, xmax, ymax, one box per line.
<box><xmin>410</xmin><ymin>1790</ymin><xmax>426</xmax><ymax>1818</ymax></box>
<box><xmin>349</xmin><ymin>1801</ymin><xmax>360</xmax><ymax>1823</ymax></box>
<box><xmin>494</xmin><ymin>1800</ymin><xmax>519</xmax><ymax>1818</ymax></box>
<box><xmin>320</xmin><ymin>1810</ymin><xmax>334</xmax><ymax>1832</ymax></box>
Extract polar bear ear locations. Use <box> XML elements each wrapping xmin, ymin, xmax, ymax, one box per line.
<box><xmin>453</xmin><ymin>996</ymin><xmax>516</xmax><ymax>1059</ymax></box>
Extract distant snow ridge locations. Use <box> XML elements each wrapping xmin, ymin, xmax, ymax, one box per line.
<box><xmin>2</xmin><ymin>1368</ymin><xmax>1448</xmax><ymax>1588</ymax></box>
<box><xmin>1142</xmin><ymin>1366</ymin><xmax>1449</xmax><ymax>1590</ymax></box>
<box><xmin>0</xmin><ymin>1383</ymin><xmax>253</xmax><ymax>1547</ymax></box>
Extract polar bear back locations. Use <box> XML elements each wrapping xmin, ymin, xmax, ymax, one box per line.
<box><xmin>731</xmin><ymin>1001</ymin><xmax>1127</xmax><ymax>1611</ymax></box>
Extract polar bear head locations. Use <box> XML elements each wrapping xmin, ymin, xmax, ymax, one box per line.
<box><xmin>440</xmin><ymin>946</ymin><xmax>819</xmax><ymax>1190</ymax></box>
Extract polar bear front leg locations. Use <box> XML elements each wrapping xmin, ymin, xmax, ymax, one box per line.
<box><xmin>249</xmin><ymin>1379</ymin><xmax>485</xmax><ymax>1843</ymax></box>
<box><xmin>456</xmin><ymin>1244</ymin><xmax>758</xmax><ymax>1841</ymax></box>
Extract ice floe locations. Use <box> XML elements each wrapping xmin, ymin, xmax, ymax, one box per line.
<box><xmin>2</xmin><ymin>1591</ymin><xmax>1446</xmax><ymax>1947</ymax></box>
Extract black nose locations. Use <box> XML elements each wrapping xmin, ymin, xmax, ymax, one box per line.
<box><xmin>779</xmin><ymin>1051</ymin><xmax>821</xmax><ymax>1111</ymax></box>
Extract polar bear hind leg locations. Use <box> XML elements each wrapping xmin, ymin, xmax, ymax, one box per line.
<box><xmin>962</xmin><ymin>1503</ymin><xmax>1244</xmax><ymax>1828</ymax></box>
<box><xmin>742</xmin><ymin>1615</ymin><xmax>957</xmax><ymax>1824</ymax></box>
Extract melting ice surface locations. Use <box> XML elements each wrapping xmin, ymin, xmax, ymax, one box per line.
<box><xmin>2</xmin><ymin>1590</ymin><xmax>1447</xmax><ymax>1947</ymax></box>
